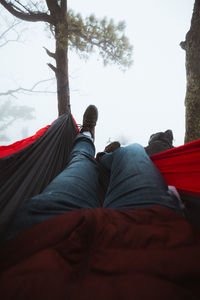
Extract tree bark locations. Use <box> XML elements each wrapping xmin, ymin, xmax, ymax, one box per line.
<box><xmin>55</xmin><ymin>0</ymin><xmax>71</xmax><ymax>116</ymax></box>
<box><xmin>55</xmin><ymin>32</ymin><xmax>70</xmax><ymax>115</ymax></box>
<box><xmin>184</xmin><ymin>0</ymin><xmax>200</xmax><ymax>143</ymax></box>
<box><xmin>46</xmin><ymin>0</ymin><xmax>70</xmax><ymax>115</ymax></box>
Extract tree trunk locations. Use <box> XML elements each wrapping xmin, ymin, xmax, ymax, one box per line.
<box><xmin>55</xmin><ymin>0</ymin><xmax>70</xmax><ymax>116</ymax></box>
<box><xmin>55</xmin><ymin>34</ymin><xmax>70</xmax><ymax>116</ymax></box>
<box><xmin>184</xmin><ymin>0</ymin><xmax>200</xmax><ymax>143</ymax></box>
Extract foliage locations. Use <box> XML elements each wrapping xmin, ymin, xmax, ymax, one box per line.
<box><xmin>55</xmin><ymin>10</ymin><xmax>133</xmax><ymax>69</ymax></box>
<box><xmin>3</xmin><ymin>0</ymin><xmax>133</xmax><ymax>70</ymax></box>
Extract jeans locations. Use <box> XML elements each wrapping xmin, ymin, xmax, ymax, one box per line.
<box><xmin>6</xmin><ymin>134</ymin><xmax>183</xmax><ymax>240</ymax></box>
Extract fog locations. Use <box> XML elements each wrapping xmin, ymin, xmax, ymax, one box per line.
<box><xmin>0</xmin><ymin>0</ymin><xmax>194</xmax><ymax>153</ymax></box>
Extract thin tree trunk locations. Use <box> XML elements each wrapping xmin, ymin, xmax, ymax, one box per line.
<box><xmin>184</xmin><ymin>0</ymin><xmax>200</xmax><ymax>143</ymax></box>
<box><xmin>55</xmin><ymin>35</ymin><xmax>70</xmax><ymax>116</ymax></box>
<box><xmin>55</xmin><ymin>0</ymin><xmax>70</xmax><ymax>116</ymax></box>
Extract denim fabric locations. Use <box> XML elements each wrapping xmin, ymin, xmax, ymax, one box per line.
<box><xmin>5</xmin><ymin>135</ymin><xmax>183</xmax><ymax>240</ymax></box>
<box><xmin>100</xmin><ymin>144</ymin><xmax>182</xmax><ymax>213</ymax></box>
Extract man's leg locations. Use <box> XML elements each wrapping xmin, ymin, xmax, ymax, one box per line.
<box><xmin>5</xmin><ymin>105</ymin><xmax>99</xmax><ymax>240</ymax></box>
<box><xmin>5</xmin><ymin>135</ymin><xmax>100</xmax><ymax>241</ymax></box>
<box><xmin>33</xmin><ymin>134</ymin><xmax>100</xmax><ymax>210</ymax></box>
<box><xmin>100</xmin><ymin>143</ymin><xmax>183</xmax><ymax>215</ymax></box>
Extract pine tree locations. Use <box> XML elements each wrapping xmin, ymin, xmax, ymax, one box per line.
<box><xmin>0</xmin><ymin>0</ymin><xmax>133</xmax><ymax>116</ymax></box>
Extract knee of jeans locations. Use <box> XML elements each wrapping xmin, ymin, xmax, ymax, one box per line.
<box><xmin>118</xmin><ymin>143</ymin><xmax>145</xmax><ymax>156</ymax></box>
<box><xmin>111</xmin><ymin>144</ymin><xmax>141</xmax><ymax>165</ymax></box>
<box><xmin>128</xmin><ymin>143</ymin><xmax>144</xmax><ymax>150</ymax></box>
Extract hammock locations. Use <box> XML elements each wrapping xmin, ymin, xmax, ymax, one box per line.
<box><xmin>0</xmin><ymin>114</ymin><xmax>79</xmax><ymax>238</ymax></box>
<box><xmin>0</xmin><ymin>113</ymin><xmax>200</xmax><ymax>239</ymax></box>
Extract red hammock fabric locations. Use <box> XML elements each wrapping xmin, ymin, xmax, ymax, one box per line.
<box><xmin>151</xmin><ymin>138</ymin><xmax>200</xmax><ymax>197</ymax></box>
<box><xmin>0</xmin><ymin>115</ymin><xmax>80</xmax><ymax>159</ymax></box>
<box><xmin>0</xmin><ymin>125</ymin><xmax>50</xmax><ymax>158</ymax></box>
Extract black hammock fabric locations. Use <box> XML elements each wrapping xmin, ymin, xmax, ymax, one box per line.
<box><xmin>0</xmin><ymin>113</ymin><xmax>78</xmax><ymax>238</ymax></box>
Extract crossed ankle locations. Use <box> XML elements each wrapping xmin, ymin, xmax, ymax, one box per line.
<box><xmin>82</xmin><ymin>131</ymin><xmax>94</xmax><ymax>142</ymax></box>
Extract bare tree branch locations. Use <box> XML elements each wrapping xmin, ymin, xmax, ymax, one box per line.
<box><xmin>31</xmin><ymin>77</ymin><xmax>55</xmax><ymax>90</ymax></box>
<box><xmin>0</xmin><ymin>36</ymin><xmax>20</xmax><ymax>47</ymax></box>
<box><xmin>0</xmin><ymin>18</ymin><xmax>19</xmax><ymax>38</ymax></box>
<box><xmin>43</xmin><ymin>46</ymin><xmax>56</xmax><ymax>59</ymax></box>
<box><xmin>47</xmin><ymin>63</ymin><xmax>57</xmax><ymax>74</ymax></box>
<box><xmin>0</xmin><ymin>78</ymin><xmax>56</xmax><ymax>97</ymax></box>
<box><xmin>0</xmin><ymin>0</ymin><xmax>55</xmax><ymax>24</ymax></box>
<box><xmin>180</xmin><ymin>41</ymin><xmax>186</xmax><ymax>50</ymax></box>
<box><xmin>14</xmin><ymin>0</ymin><xmax>32</xmax><ymax>14</ymax></box>
<box><xmin>0</xmin><ymin>17</ymin><xmax>23</xmax><ymax>47</ymax></box>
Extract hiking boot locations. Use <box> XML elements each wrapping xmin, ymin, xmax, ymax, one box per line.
<box><xmin>104</xmin><ymin>141</ymin><xmax>121</xmax><ymax>153</ymax></box>
<box><xmin>80</xmin><ymin>105</ymin><xmax>98</xmax><ymax>139</ymax></box>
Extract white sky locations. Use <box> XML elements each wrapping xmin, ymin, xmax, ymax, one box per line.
<box><xmin>0</xmin><ymin>0</ymin><xmax>194</xmax><ymax>152</ymax></box>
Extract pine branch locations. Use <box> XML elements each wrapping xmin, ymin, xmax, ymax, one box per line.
<box><xmin>71</xmin><ymin>30</ymin><xmax>124</xmax><ymax>64</ymax></box>
<box><xmin>67</xmin><ymin>11</ymin><xmax>133</xmax><ymax>68</ymax></box>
